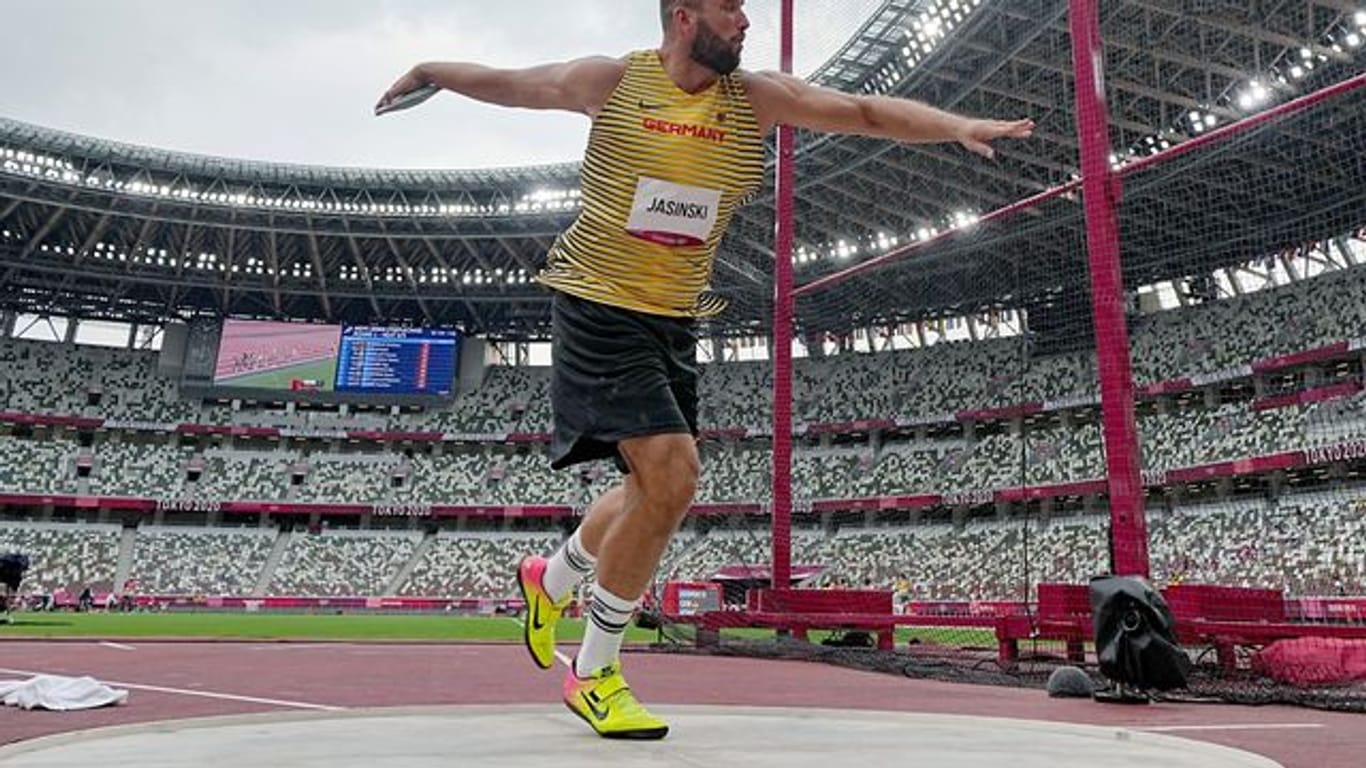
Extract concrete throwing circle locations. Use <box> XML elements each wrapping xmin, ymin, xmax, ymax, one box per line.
<box><xmin>0</xmin><ymin>705</ymin><xmax>1282</xmax><ymax>767</ymax></box>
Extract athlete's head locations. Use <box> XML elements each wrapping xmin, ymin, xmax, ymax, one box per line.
<box><xmin>660</xmin><ymin>0</ymin><xmax>749</xmax><ymax>75</ymax></box>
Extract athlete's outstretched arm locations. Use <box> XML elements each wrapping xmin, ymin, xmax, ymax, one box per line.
<box><xmin>744</xmin><ymin>70</ymin><xmax>1033</xmax><ymax>159</ymax></box>
<box><xmin>376</xmin><ymin>57</ymin><xmax>626</xmax><ymax>117</ymax></box>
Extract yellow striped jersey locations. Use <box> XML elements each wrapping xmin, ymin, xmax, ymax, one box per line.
<box><xmin>537</xmin><ymin>50</ymin><xmax>766</xmax><ymax>318</ymax></box>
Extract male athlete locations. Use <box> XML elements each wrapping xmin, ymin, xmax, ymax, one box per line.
<box><xmin>378</xmin><ymin>0</ymin><xmax>1032</xmax><ymax>740</ymax></box>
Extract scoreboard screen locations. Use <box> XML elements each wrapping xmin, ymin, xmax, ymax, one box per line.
<box><xmin>334</xmin><ymin>326</ymin><xmax>460</xmax><ymax>395</ymax></box>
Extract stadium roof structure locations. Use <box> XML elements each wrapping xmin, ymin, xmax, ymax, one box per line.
<box><xmin>1</xmin><ymin>0</ymin><xmax>1363</xmax><ymax>344</ymax></box>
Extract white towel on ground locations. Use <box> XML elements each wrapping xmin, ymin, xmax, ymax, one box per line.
<box><xmin>0</xmin><ymin>675</ymin><xmax>129</xmax><ymax>711</ymax></box>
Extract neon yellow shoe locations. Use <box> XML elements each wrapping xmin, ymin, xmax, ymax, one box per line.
<box><xmin>517</xmin><ymin>555</ymin><xmax>569</xmax><ymax>670</ymax></box>
<box><xmin>562</xmin><ymin>662</ymin><xmax>669</xmax><ymax>740</ymax></box>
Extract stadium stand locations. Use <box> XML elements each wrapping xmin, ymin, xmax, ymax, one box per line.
<box><xmin>267</xmin><ymin>529</ymin><xmax>422</xmax><ymax>597</ymax></box>
<box><xmin>0</xmin><ymin>435</ymin><xmax>73</xmax><ymax>495</ymax></box>
<box><xmin>398</xmin><ymin>532</ymin><xmax>562</xmax><ymax>600</ymax></box>
<box><xmin>0</xmin><ymin>522</ymin><xmax>121</xmax><ymax>595</ymax></box>
<box><xmin>129</xmin><ymin>526</ymin><xmax>276</xmax><ymax>596</ymax></box>
<box><xmin>3</xmin><ymin>262</ymin><xmax>1366</xmax><ymax>603</ymax></box>
<box><xmin>0</xmin><ymin>340</ymin><xmax>195</xmax><ymax>424</ymax></box>
<box><xmin>0</xmin><ymin>391</ymin><xmax>1360</xmax><ymax>506</ymax></box>
<box><xmin>0</xmin><ymin>260</ymin><xmax>1363</xmax><ymax>436</ymax></box>
<box><xmin>3</xmin><ymin>486</ymin><xmax>1363</xmax><ymax>601</ymax></box>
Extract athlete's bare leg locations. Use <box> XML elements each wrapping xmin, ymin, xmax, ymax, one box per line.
<box><xmin>592</xmin><ymin>433</ymin><xmax>699</xmax><ymax>598</ymax></box>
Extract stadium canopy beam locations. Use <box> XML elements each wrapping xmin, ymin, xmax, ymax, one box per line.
<box><xmin>3</xmin><ymin>0</ymin><xmax>1360</xmax><ymax>336</ymax></box>
<box><xmin>754</xmin><ymin>0</ymin><xmax>1070</xmax><ymax>207</ymax></box>
<box><xmin>857</xmin><ymin>153</ymin><xmax>1020</xmax><ymax>210</ymax></box>
<box><xmin>267</xmin><ymin>228</ymin><xmax>285</xmax><ymax>317</ymax></box>
<box><xmin>1004</xmin><ymin>46</ymin><xmax>1245</xmax><ymax>126</ymax></box>
<box><xmin>220</xmin><ymin>225</ymin><xmax>240</xmax><ymax>314</ymax></box>
<box><xmin>1312</xmin><ymin>0</ymin><xmax>1364</xmax><ymax>12</ymax></box>
<box><xmin>1333</xmin><ymin>236</ymin><xmax>1359</xmax><ymax>266</ymax></box>
<box><xmin>1099</xmin><ymin>33</ymin><xmax>1276</xmax><ymax>88</ymax></box>
<box><xmin>492</xmin><ymin>235</ymin><xmax>537</xmax><ymax>280</ymax></box>
<box><xmin>0</xmin><ymin>183</ymin><xmax>578</xmax><ymax>240</ymax></box>
<box><xmin>410</xmin><ymin>219</ymin><xmax>459</xmax><ymax>276</ymax></box>
<box><xmin>18</xmin><ymin>199</ymin><xmax>70</xmax><ymax>262</ymax></box>
<box><xmin>1305</xmin><ymin>240</ymin><xmax>1346</xmax><ymax>272</ymax></box>
<box><xmin>0</xmin><ymin>196</ymin><xmax>23</xmax><ymax>226</ymax></box>
<box><xmin>305</xmin><ymin>227</ymin><xmax>334</xmax><ymax>322</ymax></box>
<box><xmin>937</xmin><ymin>47</ymin><xmax>1154</xmax><ymax>139</ymax></box>
<box><xmin>2</xmin><ymin>200</ymin><xmax>63</xmax><ymax>288</ymax></box>
<box><xmin>803</xmin><ymin>167</ymin><xmax>956</xmax><ymax>231</ymax></box>
<box><xmin>901</xmin><ymin>143</ymin><xmax>1056</xmax><ymax>195</ymax></box>
<box><xmin>1280</xmin><ymin>250</ymin><xmax>1305</xmax><ymax>283</ymax></box>
<box><xmin>797</xmin><ymin>146</ymin><xmax>1032</xmax><ymax>236</ymax></box>
<box><xmin>451</xmin><ymin>235</ymin><xmax>497</xmax><ymax>279</ymax></box>
<box><xmin>380</xmin><ymin>231</ymin><xmax>435</xmax><ymax>326</ymax></box>
<box><xmin>341</xmin><ymin>229</ymin><xmax>383</xmax><ymax>321</ymax></box>
<box><xmin>71</xmin><ymin>211</ymin><xmax>112</xmax><ymax>267</ymax></box>
<box><xmin>173</xmin><ymin>220</ymin><xmax>199</xmax><ymax>282</ymax></box>
<box><xmin>122</xmin><ymin>212</ymin><xmax>160</xmax><ymax>281</ymax></box>
<box><xmin>419</xmin><ymin>239</ymin><xmax>484</xmax><ymax>324</ymax></box>
<box><xmin>1125</xmin><ymin>0</ymin><xmax>1354</xmax><ymax>64</ymax></box>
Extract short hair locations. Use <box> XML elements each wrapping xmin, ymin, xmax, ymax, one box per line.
<box><xmin>660</xmin><ymin>0</ymin><xmax>702</xmax><ymax>33</ymax></box>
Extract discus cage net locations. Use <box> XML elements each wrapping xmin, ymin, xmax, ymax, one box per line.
<box><xmin>646</xmin><ymin>0</ymin><xmax>1366</xmax><ymax>712</ymax></box>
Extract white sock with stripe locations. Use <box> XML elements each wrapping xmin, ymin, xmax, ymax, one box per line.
<box><xmin>576</xmin><ymin>583</ymin><xmax>638</xmax><ymax>677</ymax></box>
<box><xmin>542</xmin><ymin>528</ymin><xmax>596</xmax><ymax>601</ymax></box>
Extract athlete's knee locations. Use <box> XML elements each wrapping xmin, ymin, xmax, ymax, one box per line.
<box><xmin>621</xmin><ymin>434</ymin><xmax>699</xmax><ymax>514</ymax></box>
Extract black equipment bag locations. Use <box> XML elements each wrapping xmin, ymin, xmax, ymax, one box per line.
<box><xmin>1090</xmin><ymin>575</ymin><xmax>1190</xmax><ymax>691</ymax></box>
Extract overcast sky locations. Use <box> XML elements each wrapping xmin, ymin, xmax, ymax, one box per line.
<box><xmin>1</xmin><ymin>0</ymin><xmax>883</xmax><ymax>170</ymax></box>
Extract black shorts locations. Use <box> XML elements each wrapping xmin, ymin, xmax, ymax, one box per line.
<box><xmin>548</xmin><ymin>291</ymin><xmax>698</xmax><ymax>472</ymax></box>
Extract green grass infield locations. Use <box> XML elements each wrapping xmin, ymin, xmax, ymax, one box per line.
<box><xmin>0</xmin><ymin>612</ymin><xmax>999</xmax><ymax>648</ymax></box>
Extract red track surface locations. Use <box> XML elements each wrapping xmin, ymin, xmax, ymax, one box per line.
<box><xmin>1</xmin><ymin>641</ymin><xmax>1363</xmax><ymax>767</ymax></box>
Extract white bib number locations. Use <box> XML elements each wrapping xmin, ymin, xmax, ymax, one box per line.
<box><xmin>625</xmin><ymin>176</ymin><xmax>722</xmax><ymax>247</ymax></box>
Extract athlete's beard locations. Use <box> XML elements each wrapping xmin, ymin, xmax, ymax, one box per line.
<box><xmin>689</xmin><ymin>18</ymin><xmax>741</xmax><ymax>75</ymax></box>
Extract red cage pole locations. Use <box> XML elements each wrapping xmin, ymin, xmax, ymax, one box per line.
<box><xmin>1068</xmin><ymin>0</ymin><xmax>1149</xmax><ymax>576</ymax></box>
<box><xmin>771</xmin><ymin>0</ymin><xmax>796</xmax><ymax>591</ymax></box>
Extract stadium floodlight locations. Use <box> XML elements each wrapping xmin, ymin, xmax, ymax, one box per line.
<box><xmin>1356</xmin><ymin>10</ymin><xmax>1366</xmax><ymax>27</ymax></box>
<box><xmin>1236</xmin><ymin>80</ymin><xmax>1271</xmax><ymax>110</ymax></box>
<box><xmin>952</xmin><ymin>210</ymin><xmax>980</xmax><ymax>229</ymax></box>
<box><xmin>1347</xmin><ymin>32</ymin><xmax>1362</xmax><ymax>48</ymax></box>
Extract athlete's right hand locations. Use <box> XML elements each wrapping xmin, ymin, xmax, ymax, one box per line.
<box><xmin>375</xmin><ymin>67</ymin><xmax>429</xmax><ymax>114</ymax></box>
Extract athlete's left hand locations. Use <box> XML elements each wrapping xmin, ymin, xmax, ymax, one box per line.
<box><xmin>376</xmin><ymin>67</ymin><xmax>428</xmax><ymax>113</ymax></box>
<box><xmin>957</xmin><ymin>118</ymin><xmax>1035</xmax><ymax>160</ymax></box>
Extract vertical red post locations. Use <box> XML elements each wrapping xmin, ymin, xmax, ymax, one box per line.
<box><xmin>1068</xmin><ymin>0</ymin><xmax>1149</xmax><ymax>576</ymax></box>
<box><xmin>771</xmin><ymin>0</ymin><xmax>796</xmax><ymax>590</ymax></box>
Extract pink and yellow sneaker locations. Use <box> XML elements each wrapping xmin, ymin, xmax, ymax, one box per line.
<box><xmin>517</xmin><ymin>555</ymin><xmax>569</xmax><ymax>670</ymax></box>
<box><xmin>563</xmin><ymin>662</ymin><xmax>669</xmax><ymax>740</ymax></box>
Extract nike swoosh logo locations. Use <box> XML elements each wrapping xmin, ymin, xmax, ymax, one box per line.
<box><xmin>582</xmin><ymin>693</ymin><xmax>610</xmax><ymax>721</ymax></box>
<box><xmin>531</xmin><ymin>600</ymin><xmax>546</xmax><ymax>631</ymax></box>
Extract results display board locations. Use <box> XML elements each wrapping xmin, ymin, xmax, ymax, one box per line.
<box><xmin>211</xmin><ymin>320</ymin><xmax>459</xmax><ymax>396</ymax></box>
<box><xmin>335</xmin><ymin>327</ymin><xmax>460</xmax><ymax>396</ymax></box>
